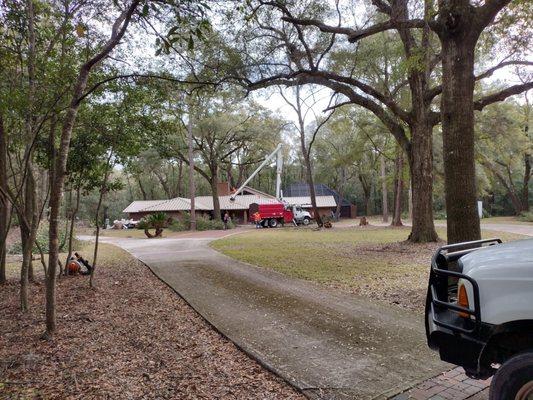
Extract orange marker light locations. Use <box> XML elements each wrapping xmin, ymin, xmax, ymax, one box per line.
<box><xmin>458</xmin><ymin>284</ymin><xmax>470</xmax><ymax>318</ymax></box>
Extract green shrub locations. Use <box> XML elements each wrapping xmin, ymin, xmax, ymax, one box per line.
<box><xmin>7</xmin><ymin>222</ymin><xmax>72</xmax><ymax>255</ymax></box>
<box><xmin>137</xmin><ymin>212</ymin><xmax>168</xmax><ymax>230</ymax></box>
<box><xmin>147</xmin><ymin>212</ymin><xmax>167</xmax><ymax>229</ymax></box>
<box><xmin>519</xmin><ymin>212</ymin><xmax>533</xmax><ymax>222</ymax></box>
<box><xmin>434</xmin><ymin>210</ymin><xmax>447</xmax><ymax>220</ymax></box>
<box><xmin>137</xmin><ymin>219</ymin><xmax>148</xmax><ymax>230</ymax></box>
<box><xmin>168</xmin><ymin>220</ymin><xmax>186</xmax><ymax>232</ymax></box>
<box><xmin>179</xmin><ymin>213</ymin><xmax>234</xmax><ymax>231</ymax></box>
<box><xmin>197</xmin><ymin>216</ymin><xmax>224</xmax><ymax>230</ymax></box>
<box><xmin>137</xmin><ymin>212</ymin><xmax>168</xmax><ymax>238</ymax></box>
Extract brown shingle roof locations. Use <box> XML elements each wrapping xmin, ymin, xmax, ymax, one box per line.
<box><xmin>122</xmin><ymin>200</ymin><xmax>168</xmax><ymax>213</ymax></box>
<box><xmin>123</xmin><ymin>193</ymin><xmax>336</xmax><ymax>214</ymax></box>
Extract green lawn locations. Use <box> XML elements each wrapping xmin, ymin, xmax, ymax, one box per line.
<box><xmin>212</xmin><ymin>226</ymin><xmax>527</xmax><ymax>310</ymax></box>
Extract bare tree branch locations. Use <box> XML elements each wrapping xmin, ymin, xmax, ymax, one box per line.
<box><xmin>426</xmin><ymin>60</ymin><xmax>533</xmax><ymax>101</ymax></box>
<box><xmin>281</xmin><ymin>16</ymin><xmax>426</xmax><ymax>43</ymax></box>
<box><xmin>77</xmin><ymin>73</ymin><xmax>217</xmax><ymax>105</ymax></box>
<box><xmin>476</xmin><ymin>60</ymin><xmax>533</xmax><ymax>81</ymax></box>
<box><xmin>474</xmin><ymin>82</ymin><xmax>533</xmax><ymax>111</ymax></box>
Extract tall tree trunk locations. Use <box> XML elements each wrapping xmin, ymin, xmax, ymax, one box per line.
<box><xmin>46</xmin><ymin>97</ymin><xmax>83</xmax><ymax>335</ymax></box>
<box><xmin>155</xmin><ymin>171</ymin><xmax>171</xmax><ymax>199</ymax></box>
<box><xmin>102</xmin><ymin>206</ymin><xmax>108</xmax><ymax>229</ymax></box>
<box><xmin>440</xmin><ymin>38</ymin><xmax>480</xmax><ymax>243</ymax></box>
<box><xmin>396</xmin><ymin>0</ymin><xmax>437</xmax><ymax>241</ymax></box>
<box><xmin>303</xmin><ymin>153</ymin><xmax>322</xmax><ymax>226</ymax></box>
<box><xmin>137</xmin><ymin>177</ymin><xmax>147</xmax><ymax>200</ymax></box>
<box><xmin>359</xmin><ymin>175</ymin><xmax>371</xmax><ymax>217</ymax></box>
<box><xmin>90</xmin><ymin>154</ymin><xmax>113</xmax><ymax>288</ymax></box>
<box><xmin>187</xmin><ymin>108</ymin><xmax>196</xmax><ymax>230</ymax></box>
<box><xmin>19</xmin><ymin>0</ymin><xmax>38</xmax><ymax>300</ymax></box>
<box><xmin>210</xmin><ymin>173</ymin><xmax>221</xmax><ymax>221</ymax></box>
<box><xmin>57</xmin><ymin>213</ymin><xmax>69</xmax><ymax>259</ymax></box>
<box><xmin>28</xmin><ymin>256</ymin><xmax>35</xmax><ymax>282</ymax></box>
<box><xmin>407</xmin><ymin>124</ymin><xmax>438</xmax><ymax>241</ymax></box>
<box><xmin>364</xmin><ymin>196</ymin><xmax>370</xmax><ymax>217</ymax></box>
<box><xmin>177</xmin><ymin>159</ymin><xmax>183</xmax><ymax>196</ymax></box>
<box><xmin>90</xmin><ymin>189</ymin><xmax>105</xmax><ymax>288</ymax></box>
<box><xmin>293</xmin><ymin>85</ymin><xmax>323</xmax><ymax>227</ymax></box>
<box><xmin>236</xmin><ymin>164</ymin><xmax>246</xmax><ymax>188</ymax></box>
<box><xmin>523</xmin><ymin>154</ymin><xmax>531</xmax><ymax>212</ymax></box>
<box><xmin>19</xmin><ymin>167</ymin><xmax>38</xmax><ymax>311</ymax></box>
<box><xmin>226</xmin><ymin>163</ymin><xmax>236</xmax><ymax>188</ymax></box>
<box><xmin>335</xmin><ymin>167</ymin><xmax>346</xmax><ymax>220</ymax></box>
<box><xmin>408</xmin><ymin>181</ymin><xmax>413</xmax><ymax>221</ymax></box>
<box><xmin>522</xmin><ymin>103</ymin><xmax>531</xmax><ymax>212</ymax></box>
<box><xmin>0</xmin><ymin>114</ymin><xmax>8</xmax><ymax>284</ymax></box>
<box><xmin>19</xmin><ymin>223</ymin><xmax>32</xmax><ymax>312</ymax></box>
<box><xmin>125</xmin><ymin>174</ymin><xmax>134</xmax><ymax>201</ymax></box>
<box><xmin>45</xmin><ymin>1</ymin><xmax>139</xmax><ymax>337</ymax></box>
<box><xmin>48</xmin><ymin>113</ymin><xmax>57</xmax><ymax>209</ymax></box>
<box><xmin>392</xmin><ymin>149</ymin><xmax>404</xmax><ymax>227</ymax></box>
<box><xmin>66</xmin><ymin>185</ymin><xmax>81</xmax><ymax>268</ymax></box>
<box><xmin>380</xmin><ymin>156</ymin><xmax>389</xmax><ymax>223</ymax></box>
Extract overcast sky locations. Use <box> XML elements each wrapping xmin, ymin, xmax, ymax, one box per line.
<box><xmin>112</xmin><ymin>3</ymin><xmax>530</xmax><ymax>130</ymax></box>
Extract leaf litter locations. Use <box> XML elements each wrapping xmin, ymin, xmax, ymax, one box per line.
<box><xmin>0</xmin><ymin>244</ymin><xmax>303</xmax><ymax>400</ymax></box>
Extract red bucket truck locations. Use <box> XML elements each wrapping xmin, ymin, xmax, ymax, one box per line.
<box><xmin>232</xmin><ymin>143</ymin><xmax>313</xmax><ymax>227</ymax></box>
<box><xmin>250</xmin><ymin>203</ymin><xmax>294</xmax><ymax>228</ymax></box>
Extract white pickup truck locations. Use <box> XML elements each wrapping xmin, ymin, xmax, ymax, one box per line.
<box><xmin>426</xmin><ymin>238</ymin><xmax>533</xmax><ymax>399</ymax></box>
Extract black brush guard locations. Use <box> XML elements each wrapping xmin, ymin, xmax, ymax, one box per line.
<box><xmin>427</xmin><ymin>238</ymin><xmax>502</xmax><ymax>335</ymax></box>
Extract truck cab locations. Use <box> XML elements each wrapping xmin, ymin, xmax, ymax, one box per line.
<box><xmin>426</xmin><ymin>238</ymin><xmax>533</xmax><ymax>399</ymax></box>
<box><xmin>290</xmin><ymin>205</ymin><xmax>313</xmax><ymax>225</ymax></box>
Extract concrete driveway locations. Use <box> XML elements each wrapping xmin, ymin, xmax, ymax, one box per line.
<box><xmin>88</xmin><ymin>231</ymin><xmax>447</xmax><ymax>399</ymax></box>
<box><xmin>476</xmin><ymin>222</ymin><xmax>533</xmax><ymax>236</ymax></box>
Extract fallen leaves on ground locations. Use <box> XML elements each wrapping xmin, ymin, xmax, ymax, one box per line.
<box><xmin>325</xmin><ymin>240</ymin><xmax>443</xmax><ymax>311</ymax></box>
<box><xmin>0</xmin><ymin>243</ymin><xmax>303</xmax><ymax>400</ymax></box>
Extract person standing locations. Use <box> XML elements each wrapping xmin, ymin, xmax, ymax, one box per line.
<box><xmin>223</xmin><ymin>211</ymin><xmax>230</xmax><ymax>230</ymax></box>
<box><xmin>253</xmin><ymin>211</ymin><xmax>262</xmax><ymax>228</ymax></box>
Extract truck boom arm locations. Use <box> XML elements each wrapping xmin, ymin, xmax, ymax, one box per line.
<box><xmin>230</xmin><ymin>143</ymin><xmax>283</xmax><ymax>201</ymax></box>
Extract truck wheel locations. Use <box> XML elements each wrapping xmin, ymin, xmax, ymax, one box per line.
<box><xmin>302</xmin><ymin>217</ymin><xmax>310</xmax><ymax>226</ymax></box>
<box><xmin>489</xmin><ymin>352</ymin><xmax>533</xmax><ymax>400</ymax></box>
<box><xmin>269</xmin><ymin>219</ymin><xmax>278</xmax><ymax>228</ymax></box>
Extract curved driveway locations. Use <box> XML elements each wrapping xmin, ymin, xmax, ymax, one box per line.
<box><xmin>91</xmin><ymin>231</ymin><xmax>447</xmax><ymax>399</ymax></box>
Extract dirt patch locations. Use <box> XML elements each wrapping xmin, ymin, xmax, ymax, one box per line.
<box><xmin>0</xmin><ymin>244</ymin><xmax>303</xmax><ymax>400</ymax></box>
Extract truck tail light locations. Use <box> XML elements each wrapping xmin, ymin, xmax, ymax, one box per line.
<box><xmin>458</xmin><ymin>284</ymin><xmax>470</xmax><ymax>318</ymax></box>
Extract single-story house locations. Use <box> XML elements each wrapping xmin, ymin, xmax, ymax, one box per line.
<box><xmin>123</xmin><ymin>182</ymin><xmax>340</xmax><ymax>224</ymax></box>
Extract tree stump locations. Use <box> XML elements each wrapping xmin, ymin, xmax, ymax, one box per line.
<box><xmin>359</xmin><ymin>217</ymin><xmax>369</xmax><ymax>226</ymax></box>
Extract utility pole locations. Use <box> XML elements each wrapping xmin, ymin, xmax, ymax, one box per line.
<box><xmin>188</xmin><ymin>104</ymin><xmax>196</xmax><ymax>231</ymax></box>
